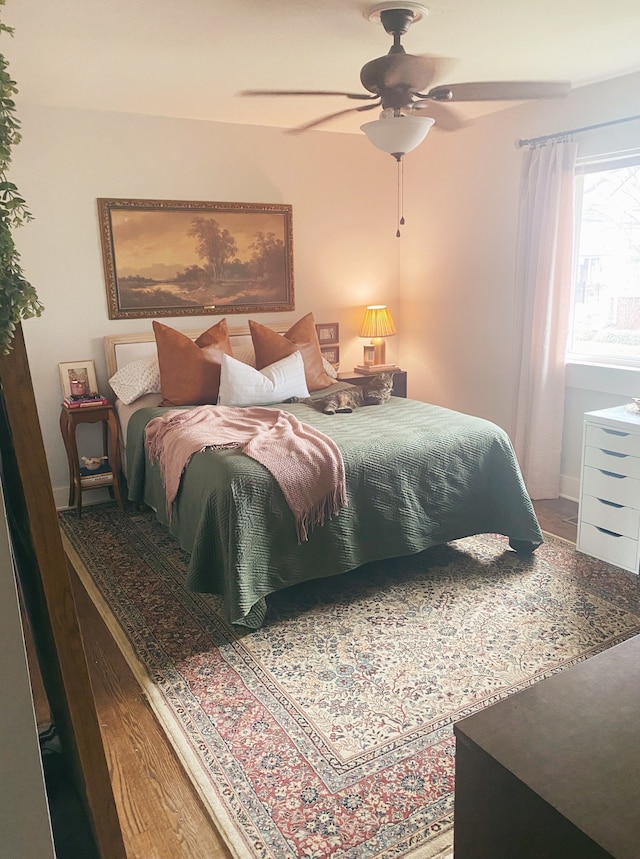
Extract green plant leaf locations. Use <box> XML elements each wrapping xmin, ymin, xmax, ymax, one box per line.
<box><xmin>0</xmin><ymin>5</ymin><xmax>41</xmax><ymax>353</ymax></box>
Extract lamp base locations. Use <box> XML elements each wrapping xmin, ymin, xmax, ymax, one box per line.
<box><xmin>354</xmin><ymin>364</ymin><xmax>400</xmax><ymax>374</ymax></box>
<box><xmin>362</xmin><ymin>337</ymin><xmax>389</xmax><ymax>367</ymax></box>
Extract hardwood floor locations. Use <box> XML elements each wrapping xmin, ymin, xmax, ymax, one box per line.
<box><xmin>48</xmin><ymin>499</ymin><xmax>577</xmax><ymax>858</ymax></box>
<box><xmin>533</xmin><ymin>497</ymin><xmax>578</xmax><ymax>543</ymax></box>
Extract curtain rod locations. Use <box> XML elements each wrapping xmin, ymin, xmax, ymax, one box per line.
<box><xmin>515</xmin><ymin>113</ymin><xmax>640</xmax><ymax>149</ymax></box>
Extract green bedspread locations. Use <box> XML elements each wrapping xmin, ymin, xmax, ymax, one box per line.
<box><xmin>126</xmin><ymin>397</ymin><xmax>543</xmax><ymax>627</ymax></box>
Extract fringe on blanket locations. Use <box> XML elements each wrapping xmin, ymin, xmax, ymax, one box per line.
<box><xmin>296</xmin><ymin>483</ymin><xmax>348</xmax><ymax>543</ymax></box>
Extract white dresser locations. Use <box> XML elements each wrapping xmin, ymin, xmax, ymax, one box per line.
<box><xmin>577</xmin><ymin>405</ymin><xmax>640</xmax><ymax>574</ymax></box>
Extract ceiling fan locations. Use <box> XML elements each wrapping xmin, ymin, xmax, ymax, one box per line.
<box><xmin>241</xmin><ymin>2</ymin><xmax>571</xmax><ymax>141</ymax></box>
<box><xmin>242</xmin><ymin>3</ymin><xmax>570</xmax><ymax>236</ymax></box>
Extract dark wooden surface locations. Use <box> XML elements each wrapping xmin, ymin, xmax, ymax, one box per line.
<box><xmin>454</xmin><ymin>635</ymin><xmax>640</xmax><ymax>859</ymax></box>
<box><xmin>454</xmin><ymin>734</ymin><xmax>613</xmax><ymax>859</ymax></box>
<box><xmin>0</xmin><ymin>324</ymin><xmax>126</xmax><ymax>859</ymax></box>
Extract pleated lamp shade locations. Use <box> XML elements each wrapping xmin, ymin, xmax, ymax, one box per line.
<box><xmin>359</xmin><ymin>305</ymin><xmax>397</xmax><ymax>365</ymax></box>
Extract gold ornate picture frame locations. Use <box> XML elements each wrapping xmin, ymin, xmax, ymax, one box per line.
<box><xmin>98</xmin><ymin>198</ymin><xmax>295</xmax><ymax>320</ymax></box>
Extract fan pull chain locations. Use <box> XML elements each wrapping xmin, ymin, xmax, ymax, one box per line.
<box><xmin>396</xmin><ymin>156</ymin><xmax>405</xmax><ymax>238</ymax></box>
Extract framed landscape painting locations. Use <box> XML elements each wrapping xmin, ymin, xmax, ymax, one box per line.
<box><xmin>98</xmin><ymin>198</ymin><xmax>294</xmax><ymax>320</ymax></box>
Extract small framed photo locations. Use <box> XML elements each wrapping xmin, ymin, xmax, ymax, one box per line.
<box><xmin>320</xmin><ymin>345</ymin><xmax>340</xmax><ymax>366</ymax></box>
<box><xmin>315</xmin><ymin>322</ymin><xmax>339</xmax><ymax>346</ymax></box>
<box><xmin>362</xmin><ymin>344</ymin><xmax>376</xmax><ymax>365</ymax></box>
<box><xmin>59</xmin><ymin>360</ymin><xmax>99</xmax><ymax>399</ymax></box>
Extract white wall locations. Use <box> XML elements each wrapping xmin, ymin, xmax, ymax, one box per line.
<box><xmin>398</xmin><ymin>114</ymin><xmax>523</xmax><ymax>430</ymax></box>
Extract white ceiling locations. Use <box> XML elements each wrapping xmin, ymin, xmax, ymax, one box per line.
<box><xmin>7</xmin><ymin>0</ymin><xmax>640</xmax><ymax>134</ymax></box>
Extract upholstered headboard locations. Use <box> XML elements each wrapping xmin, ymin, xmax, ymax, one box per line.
<box><xmin>103</xmin><ymin>322</ymin><xmax>290</xmax><ymax>380</ymax></box>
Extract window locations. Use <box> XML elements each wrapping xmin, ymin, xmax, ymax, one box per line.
<box><xmin>568</xmin><ymin>153</ymin><xmax>640</xmax><ymax>367</ymax></box>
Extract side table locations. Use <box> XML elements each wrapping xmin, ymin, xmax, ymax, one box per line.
<box><xmin>59</xmin><ymin>402</ymin><xmax>124</xmax><ymax>515</ymax></box>
<box><xmin>337</xmin><ymin>370</ymin><xmax>407</xmax><ymax>398</ymax></box>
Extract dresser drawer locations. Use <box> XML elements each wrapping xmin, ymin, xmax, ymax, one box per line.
<box><xmin>578</xmin><ymin>522</ymin><xmax>639</xmax><ymax>573</ymax></box>
<box><xmin>579</xmin><ymin>494</ymin><xmax>640</xmax><ymax>539</ymax></box>
<box><xmin>585</xmin><ymin>423</ymin><xmax>640</xmax><ymax>457</ymax></box>
<box><xmin>582</xmin><ymin>466</ymin><xmax>640</xmax><ymax>509</ymax></box>
<box><xmin>584</xmin><ymin>444</ymin><xmax>640</xmax><ymax>479</ymax></box>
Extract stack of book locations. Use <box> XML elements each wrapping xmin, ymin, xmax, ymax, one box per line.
<box><xmin>80</xmin><ymin>467</ymin><xmax>113</xmax><ymax>488</ymax></box>
<box><xmin>353</xmin><ymin>364</ymin><xmax>400</xmax><ymax>374</ymax></box>
<box><xmin>79</xmin><ymin>461</ymin><xmax>111</xmax><ymax>477</ymax></box>
<box><xmin>63</xmin><ymin>394</ymin><xmax>109</xmax><ymax>409</ymax></box>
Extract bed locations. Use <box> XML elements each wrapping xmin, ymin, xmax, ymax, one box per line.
<box><xmin>105</xmin><ymin>322</ymin><xmax>543</xmax><ymax>629</ymax></box>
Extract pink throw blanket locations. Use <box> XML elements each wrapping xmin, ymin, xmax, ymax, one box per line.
<box><xmin>145</xmin><ymin>405</ymin><xmax>347</xmax><ymax>542</ymax></box>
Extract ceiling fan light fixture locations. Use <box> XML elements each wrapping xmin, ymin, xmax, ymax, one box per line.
<box><xmin>360</xmin><ymin>113</ymin><xmax>435</xmax><ymax>158</ymax></box>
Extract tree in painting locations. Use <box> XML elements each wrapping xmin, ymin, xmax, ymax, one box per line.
<box><xmin>249</xmin><ymin>231</ymin><xmax>286</xmax><ymax>283</ymax></box>
<box><xmin>188</xmin><ymin>217</ymin><xmax>238</xmax><ymax>280</ymax></box>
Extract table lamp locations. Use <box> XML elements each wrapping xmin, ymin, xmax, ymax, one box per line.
<box><xmin>357</xmin><ymin>305</ymin><xmax>398</xmax><ymax>372</ymax></box>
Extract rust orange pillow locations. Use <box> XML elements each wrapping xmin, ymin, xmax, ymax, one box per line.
<box><xmin>249</xmin><ymin>313</ymin><xmax>333</xmax><ymax>392</ymax></box>
<box><xmin>153</xmin><ymin>319</ymin><xmax>233</xmax><ymax>406</ymax></box>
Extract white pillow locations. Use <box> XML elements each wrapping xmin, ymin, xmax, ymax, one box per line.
<box><xmin>218</xmin><ymin>351</ymin><xmax>309</xmax><ymax>407</ymax></box>
<box><xmin>109</xmin><ymin>356</ymin><xmax>161</xmax><ymax>405</ymax></box>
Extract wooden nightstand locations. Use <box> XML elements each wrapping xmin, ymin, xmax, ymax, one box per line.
<box><xmin>60</xmin><ymin>402</ymin><xmax>124</xmax><ymax>515</ymax></box>
<box><xmin>337</xmin><ymin>370</ymin><xmax>407</xmax><ymax>398</ymax></box>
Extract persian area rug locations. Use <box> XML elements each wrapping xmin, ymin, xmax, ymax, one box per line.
<box><xmin>59</xmin><ymin>503</ymin><xmax>640</xmax><ymax>859</ymax></box>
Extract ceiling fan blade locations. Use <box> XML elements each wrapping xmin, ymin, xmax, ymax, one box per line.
<box><xmin>410</xmin><ymin>100</ymin><xmax>467</xmax><ymax>132</ymax></box>
<box><xmin>240</xmin><ymin>89</ymin><xmax>377</xmax><ymax>101</ymax></box>
<box><xmin>360</xmin><ymin>53</ymin><xmax>443</xmax><ymax>94</ymax></box>
<box><xmin>287</xmin><ymin>102</ymin><xmax>381</xmax><ymax>134</ymax></box>
<box><xmin>425</xmin><ymin>80</ymin><xmax>571</xmax><ymax>102</ymax></box>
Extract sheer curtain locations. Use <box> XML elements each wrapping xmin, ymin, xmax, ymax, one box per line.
<box><xmin>513</xmin><ymin>139</ymin><xmax>578</xmax><ymax>500</ymax></box>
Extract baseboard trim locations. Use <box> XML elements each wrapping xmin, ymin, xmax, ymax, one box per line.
<box><xmin>53</xmin><ymin>484</ymin><xmax>112</xmax><ymax>512</ymax></box>
<box><xmin>559</xmin><ymin>477</ymin><xmax>579</xmax><ymax>504</ymax></box>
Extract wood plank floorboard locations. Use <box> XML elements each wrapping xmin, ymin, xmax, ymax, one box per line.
<box><xmin>533</xmin><ymin>497</ymin><xmax>578</xmax><ymax>544</ymax></box>
<box><xmin>53</xmin><ymin>499</ymin><xmax>576</xmax><ymax>857</ymax></box>
<box><xmin>69</xmin><ymin>563</ymin><xmax>232</xmax><ymax>859</ymax></box>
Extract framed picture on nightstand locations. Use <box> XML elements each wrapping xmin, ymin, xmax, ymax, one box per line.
<box><xmin>58</xmin><ymin>359</ymin><xmax>99</xmax><ymax>399</ymax></box>
<box><xmin>320</xmin><ymin>345</ymin><xmax>340</xmax><ymax>366</ymax></box>
<box><xmin>362</xmin><ymin>345</ymin><xmax>375</xmax><ymax>365</ymax></box>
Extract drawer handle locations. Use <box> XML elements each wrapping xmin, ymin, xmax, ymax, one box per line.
<box><xmin>599</xmin><ymin>469</ymin><xmax>626</xmax><ymax>479</ymax></box>
<box><xmin>596</xmin><ymin>497</ymin><xmax>624</xmax><ymax>509</ymax></box>
<box><xmin>601</xmin><ymin>428</ymin><xmax>630</xmax><ymax>438</ymax></box>
<box><xmin>595</xmin><ymin>526</ymin><xmax>623</xmax><ymax>538</ymax></box>
<box><xmin>600</xmin><ymin>449</ymin><xmax>628</xmax><ymax>459</ymax></box>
